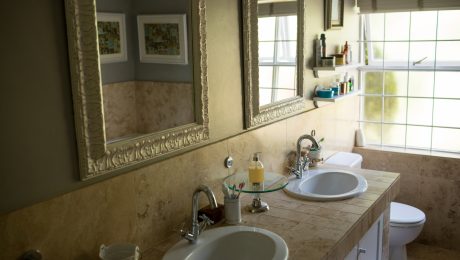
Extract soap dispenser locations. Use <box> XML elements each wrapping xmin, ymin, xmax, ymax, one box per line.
<box><xmin>248</xmin><ymin>152</ymin><xmax>264</xmax><ymax>184</ymax></box>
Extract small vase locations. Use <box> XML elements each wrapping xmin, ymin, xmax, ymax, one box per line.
<box><xmin>308</xmin><ymin>148</ymin><xmax>323</xmax><ymax>167</ymax></box>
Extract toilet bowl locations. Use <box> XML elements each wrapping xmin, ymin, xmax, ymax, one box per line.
<box><xmin>324</xmin><ymin>152</ymin><xmax>426</xmax><ymax>260</ymax></box>
<box><xmin>389</xmin><ymin>202</ymin><xmax>425</xmax><ymax>260</ymax></box>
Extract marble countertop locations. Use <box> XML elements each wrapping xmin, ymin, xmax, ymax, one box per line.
<box><xmin>145</xmin><ymin>165</ymin><xmax>400</xmax><ymax>259</ymax></box>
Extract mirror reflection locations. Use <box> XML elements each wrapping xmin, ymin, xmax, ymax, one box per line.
<box><xmin>257</xmin><ymin>0</ymin><xmax>298</xmax><ymax>106</ymax></box>
<box><xmin>96</xmin><ymin>0</ymin><xmax>195</xmax><ymax>142</ymax></box>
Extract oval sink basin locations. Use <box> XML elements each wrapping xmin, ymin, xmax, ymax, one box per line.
<box><xmin>162</xmin><ymin>226</ymin><xmax>288</xmax><ymax>260</ymax></box>
<box><xmin>284</xmin><ymin>168</ymin><xmax>367</xmax><ymax>201</ymax></box>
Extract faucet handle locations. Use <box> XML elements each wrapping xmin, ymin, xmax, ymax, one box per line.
<box><xmin>302</xmin><ymin>156</ymin><xmax>311</xmax><ymax>171</ymax></box>
<box><xmin>178</xmin><ymin>222</ymin><xmax>187</xmax><ymax>235</ymax></box>
<box><xmin>288</xmin><ymin>166</ymin><xmax>302</xmax><ymax>179</ymax></box>
<box><xmin>179</xmin><ymin>224</ymin><xmax>196</xmax><ymax>242</ymax></box>
<box><xmin>199</xmin><ymin>214</ymin><xmax>214</xmax><ymax>233</ymax></box>
<box><xmin>287</xmin><ymin>166</ymin><xmax>298</xmax><ymax>174</ymax></box>
<box><xmin>199</xmin><ymin>214</ymin><xmax>214</xmax><ymax>224</ymax></box>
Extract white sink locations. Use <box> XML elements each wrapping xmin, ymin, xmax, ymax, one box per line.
<box><xmin>284</xmin><ymin>168</ymin><xmax>367</xmax><ymax>201</ymax></box>
<box><xmin>162</xmin><ymin>226</ymin><xmax>288</xmax><ymax>260</ymax></box>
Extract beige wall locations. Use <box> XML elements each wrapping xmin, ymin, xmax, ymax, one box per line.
<box><xmin>354</xmin><ymin>148</ymin><xmax>460</xmax><ymax>251</ymax></box>
<box><xmin>103</xmin><ymin>82</ymin><xmax>138</xmax><ymax>140</ymax></box>
<box><xmin>0</xmin><ymin>0</ymin><xmax>361</xmax><ymax>258</ymax></box>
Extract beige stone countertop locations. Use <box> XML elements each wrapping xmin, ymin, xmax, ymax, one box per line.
<box><xmin>145</xmin><ymin>165</ymin><xmax>400</xmax><ymax>259</ymax></box>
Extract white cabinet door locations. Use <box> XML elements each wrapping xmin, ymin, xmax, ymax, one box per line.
<box><xmin>345</xmin><ymin>245</ymin><xmax>358</xmax><ymax>260</ymax></box>
<box><xmin>344</xmin><ymin>214</ymin><xmax>385</xmax><ymax>260</ymax></box>
<box><xmin>358</xmin><ymin>215</ymin><xmax>384</xmax><ymax>260</ymax></box>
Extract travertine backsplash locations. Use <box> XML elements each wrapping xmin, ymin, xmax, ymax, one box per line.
<box><xmin>0</xmin><ymin>97</ymin><xmax>358</xmax><ymax>259</ymax></box>
<box><xmin>103</xmin><ymin>81</ymin><xmax>194</xmax><ymax>141</ymax></box>
<box><xmin>103</xmin><ymin>81</ymin><xmax>138</xmax><ymax>140</ymax></box>
<box><xmin>354</xmin><ymin>147</ymin><xmax>460</xmax><ymax>251</ymax></box>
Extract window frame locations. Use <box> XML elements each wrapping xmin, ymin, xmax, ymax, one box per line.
<box><xmin>258</xmin><ymin>15</ymin><xmax>297</xmax><ymax>105</ymax></box>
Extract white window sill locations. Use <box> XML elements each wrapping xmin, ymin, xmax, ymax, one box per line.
<box><xmin>353</xmin><ymin>145</ymin><xmax>460</xmax><ymax>160</ymax></box>
<box><xmin>358</xmin><ymin>65</ymin><xmax>460</xmax><ymax>72</ymax></box>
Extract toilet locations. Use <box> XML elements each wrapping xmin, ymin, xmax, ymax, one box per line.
<box><xmin>324</xmin><ymin>152</ymin><xmax>426</xmax><ymax>260</ymax></box>
<box><xmin>388</xmin><ymin>202</ymin><xmax>425</xmax><ymax>260</ymax></box>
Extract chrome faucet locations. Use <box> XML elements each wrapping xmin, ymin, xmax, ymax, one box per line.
<box><xmin>181</xmin><ymin>185</ymin><xmax>218</xmax><ymax>243</ymax></box>
<box><xmin>291</xmin><ymin>134</ymin><xmax>319</xmax><ymax>179</ymax></box>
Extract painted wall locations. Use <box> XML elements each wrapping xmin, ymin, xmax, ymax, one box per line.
<box><xmin>0</xmin><ymin>0</ymin><xmax>361</xmax><ymax>258</ymax></box>
<box><xmin>0</xmin><ymin>0</ymin><xmax>244</xmax><ymax>214</ymax></box>
<box><xmin>354</xmin><ymin>147</ymin><xmax>460</xmax><ymax>251</ymax></box>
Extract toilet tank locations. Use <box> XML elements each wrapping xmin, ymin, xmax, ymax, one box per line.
<box><xmin>324</xmin><ymin>152</ymin><xmax>363</xmax><ymax>169</ymax></box>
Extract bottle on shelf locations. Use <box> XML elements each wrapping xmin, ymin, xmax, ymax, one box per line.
<box><xmin>343</xmin><ymin>41</ymin><xmax>349</xmax><ymax>64</ymax></box>
<box><xmin>348</xmin><ymin>43</ymin><xmax>353</xmax><ymax>64</ymax></box>
<box><xmin>248</xmin><ymin>153</ymin><xmax>264</xmax><ymax>184</ymax></box>
<box><xmin>315</xmin><ymin>35</ymin><xmax>322</xmax><ymax>67</ymax></box>
<box><xmin>320</xmin><ymin>33</ymin><xmax>326</xmax><ymax>58</ymax></box>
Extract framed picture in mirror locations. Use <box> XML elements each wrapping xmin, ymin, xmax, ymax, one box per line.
<box><xmin>97</xmin><ymin>13</ymin><xmax>128</xmax><ymax>64</ymax></box>
<box><xmin>324</xmin><ymin>0</ymin><xmax>344</xmax><ymax>31</ymax></box>
<box><xmin>137</xmin><ymin>14</ymin><xmax>188</xmax><ymax>64</ymax></box>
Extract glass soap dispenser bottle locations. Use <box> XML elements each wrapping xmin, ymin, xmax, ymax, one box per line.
<box><xmin>248</xmin><ymin>152</ymin><xmax>264</xmax><ymax>184</ymax></box>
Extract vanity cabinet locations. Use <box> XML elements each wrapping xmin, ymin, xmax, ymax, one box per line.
<box><xmin>345</xmin><ymin>214</ymin><xmax>384</xmax><ymax>260</ymax></box>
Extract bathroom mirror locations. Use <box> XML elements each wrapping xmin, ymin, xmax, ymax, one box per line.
<box><xmin>243</xmin><ymin>0</ymin><xmax>305</xmax><ymax>128</ymax></box>
<box><xmin>64</xmin><ymin>0</ymin><xmax>209</xmax><ymax>180</ymax></box>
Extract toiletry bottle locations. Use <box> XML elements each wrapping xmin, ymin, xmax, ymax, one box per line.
<box><xmin>320</xmin><ymin>33</ymin><xmax>326</xmax><ymax>58</ymax></box>
<box><xmin>315</xmin><ymin>35</ymin><xmax>322</xmax><ymax>67</ymax></box>
<box><xmin>248</xmin><ymin>153</ymin><xmax>264</xmax><ymax>184</ymax></box>
<box><xmin>348</xmin><ymin>43</ymin><xmax>353</xmax><ymax>64</ymax></box>
<box><xmin>343</xmin><ymin>41</ymin><xmax>349</xmax><ymax>64</ymax></box>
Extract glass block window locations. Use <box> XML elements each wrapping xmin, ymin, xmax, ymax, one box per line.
<box><xmin>359</xmin><ymin>10</ymin><xmax>460</xmax><ymax>153</ymax></box>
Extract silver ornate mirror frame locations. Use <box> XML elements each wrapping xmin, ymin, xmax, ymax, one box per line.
<box><xmin>243</xmin><ymin>0</ymin><xmax>306</xmax><ymax>128</ymax></box>
<box><xmin>64</xmin><ymin>0</ymin><xmax>209</xmax><ymax>180</ymax></box>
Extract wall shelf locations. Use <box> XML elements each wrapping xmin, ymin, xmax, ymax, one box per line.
<box><xmin>313</xmin><ymin>90</ymin><xmax>360</xmax><ymax>108</ymax></box>
<box><xmin>313</xmin><ymin>63</ymin><xmax>362</xmax><ymax>78</ymax></box>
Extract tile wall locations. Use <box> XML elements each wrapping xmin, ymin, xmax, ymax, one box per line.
<box><xmin>0</xmin><ymin>97</ymin><xmax>359</xmax><ymax>259</ymax></box>
<box><xmin>354</xmin><ymin>147</ymin><xmax>460</xmax><ymax>251</ymax></box>
<box><xmin>103</xmin><ymin>81</ymin><xmax>194</xmax><ymax>141</ymax></box>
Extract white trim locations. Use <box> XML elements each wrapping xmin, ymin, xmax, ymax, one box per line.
<box><xmin>358</xmin><ymin>65</ymin><xmax>460</xmax><ymax>71</ymax></box>
<box><xmin>358</xmin><ymin>0</ymin><xmax>460</xmax><ymax>13</ymax></box>
<box><xmin>355</xmin><ymin>145</ymin><xmax>460</xmax><ymax>158</ymax></box>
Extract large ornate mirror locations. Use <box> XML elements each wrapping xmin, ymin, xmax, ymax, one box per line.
<box><xmin>243</xmin><ymin>0</ymin><xmax>305</xmax><ymax>128</ymax></box>
<box><xmin>64</xmin><ymin>0</ymin><xmax>209</xmax><ymax>180</ymax></box>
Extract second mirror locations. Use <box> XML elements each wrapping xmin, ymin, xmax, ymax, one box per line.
<box><xmin>243</xmin><ymin>0</ymin><xmax>305</xmax><ymax>128</ymax></box>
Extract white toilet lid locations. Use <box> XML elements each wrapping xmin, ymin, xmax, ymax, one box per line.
<box><xmin>324</xmin><ymin>152</ymin><xmax>363</xmax><ymax>168</ymax></box>
<box><xmin>390</xmin><ymin>202</ymin><xmax>426</xmax><ymax>224</ymax></box>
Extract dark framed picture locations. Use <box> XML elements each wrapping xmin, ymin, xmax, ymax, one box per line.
<box><xmin>325</xmin><ymin>0</ymin><xmax>344</xmax><ymax>31</ymax></box>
